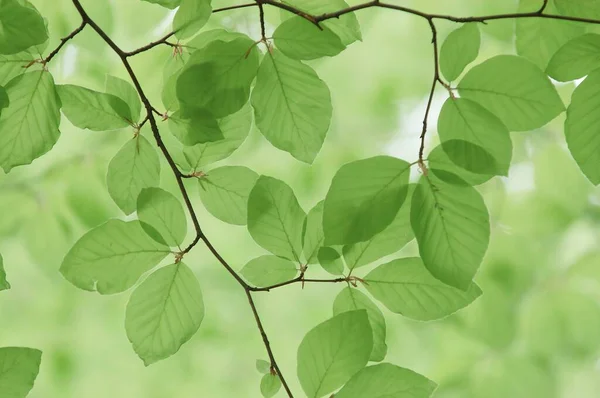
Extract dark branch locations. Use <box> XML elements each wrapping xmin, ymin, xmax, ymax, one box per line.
<box><xmin>250</xmin><ymin>276</ymin><xmax>346</xmax><ymax>292</ymax></box>
<box><xmin>125</xmin><ymin>31</ymin><xmax>176</xmax><ymax>57</ymax></box>
<box><xmin>43</xmin><ymin>20</ymin><xmax>87</xmax><ymax>64</ymax></box>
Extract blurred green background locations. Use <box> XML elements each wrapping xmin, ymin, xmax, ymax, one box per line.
<box><xmin>2</xmin><ymin>0</ymin><xmax>600</xmax><ymax>396</ymax></box>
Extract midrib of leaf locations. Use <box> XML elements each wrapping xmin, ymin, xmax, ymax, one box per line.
<box><xmin>148</xmin><ymin>200</ymin><xmax>181</xmax><ymax>249</ymax></box>
<box><xmin>266</xmin><ymin>186</ymin><xmax>300</xmax><ymax>263</ymax></box>
<box><xmin>7</xmin><ymin>72</ymin><xmax>44</xmax><ymax>157</ymax></box>
<box><xmin>452</xmin><ymin>99</ymin><xmax>487</xmax><ymax>148</ymax></box>
<box><xmin>203</xmin><ymin>179</ymin><xmax>246</xmax><ymax>199</ymax></box>
<box><xmin>459</xmin><ymin>86</ymin><xmax>547</xmax><ymax>106</ymax></box>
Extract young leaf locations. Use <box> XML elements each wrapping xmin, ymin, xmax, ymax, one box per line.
<box><xmin>547</xmin><ymin>33</ymin><xmax>600</xmax><ymax>82</ymax></box>
<box><xmin>198</xmin><ymin>165</ymin><xmax>259</xmax><ymax>225</ymax></box>
<box><xmin>57</xmin><ymin>84</ymin><xmax>133</xmax><ymax>130</ymax></box>
<box><xmin>565</xmin><ymin>68</ymin><xmax>600</xmax><ymax>185</ymax></box>
<box><xmin>142</xmin><ymin>0</ymin><xmax>181</xmax><ymax>9</ymax></box>
<box><xmin>251</xmin><ymin>49</ymin><xmax>332</xmax><ymax>163</ymax></box>
<box><xmin>107</xmin><ymin>136</ymin><xmax>161</xmax><ymax>215</ymax></box>
<box><xmin>177</xmin><ymin>37</ymin><xmax>259</xmax><ymax>118</ymax></box>
<box><xmin>297</xmin><ymin>310</ymin><xmax>373</xmax><ymax>398</ymax></box>
<box><xmin>302</xmin><ymin>201</ymin><xmax>324</xmax><ymax>265</ymax></box>
<box><xmin>260</xmin><ymin>373</ymin><xmax>282</xmax><ymax>398</ymax></box>
<box><xmin>241</xmin><ymin>255</ymin><xmax>298</xmax><ymax>287</ymax></box>
<box><xmin>317</xmin><ymin>247</ymin><xmax>344</xmax><ymax>275</ymax></box>
<box><xmin>554</xmin><ymin>0</ymin><xmax>600</xmax><ymax>19</ymax></box>
<box><xmin>137</xmin><ymin>187</ymin><xmax>187</xmax><ymax>247</ymax></box>
<box><xmin>0</xmin><ymin>71</ymin><xmax>61</xmax><ymax>173</ymax></box>
<box><xmin>437</xmin><ymin>97</ymin><xmax>512</xmax><ymax>176</ymax></box>
<box><xmin>364</xmin><ymin>257</ymin><xmax>483</xmax><ymax>321</ymax></box>
<box><xmin>323</xmin><ymin>156</ymin><xmax>410</xmax><ymax>246</ymax></box>
<box><xmin>125</xmin><ymin>262</ymin><xmax>204</xmax><ymax>365</ymax></box>
<box><xmin>168</xmin><ymin>108</ymin><xmax>223</xmax><ymax>145</ymax></box>
<box><xmin>0</xmin><ymin>254</ymin><xmax>10</xmax><ymax>291</ymax></box>
<box><xmin>274</xmin><ymin>17</ymin><xmax>345</xmax><ymax>60</ymax></box>
<box><xmin>0</xmin><ymin>347</ymin><xmax>42</xmax><ymax>397</ymax></box>
<box><xmin>440</xmin><ymin>23</ymin><xmax>480</xmax><ymax>82</ymax></box>
<box><xmin>411</xmin><ymin>175</ymin><xmax>490</xmax><ymax>290</ymax></box>
<box><xmin>458</xmin><ymin>55</ymin><xmax>565</xmax><ymax>131</ymax></box>
<box><xmin>173</xmin><ymin>0</ymin><xmax>212</xmax><ymax>40</ymax></box>
<box><xmin>256</xmin><ymin>359</ymin><xmax>270</xmax><ymax>374</ymax></box>
<box><xmin>333</xmin><ymin>287</ymin><xmax>387</xmax><ymax>362</ymax></box>
<box><xmin>247</xmin><ymin>176</ymin><xmax>306</xmax><ymax>261</ymax></box>
<box><xmin>60</xmin><ymin>220</ymin><xmax>170</xmax><ymax>294</ymax></box>
<box><xmin>342</xmin><ymin>185</ymin><xmax>414</xmax><ymax>270</ymax></box>
<box><xmin>427</xmin><ymin>143</ymin><xmax>493</xmax><ymax>186</ymax></box>
<box><xmin>334</xmin><ymin>363</ymin><xmax>437</xmax><ymax>398</ymax></box>
<box><xmin>0</xmin><ymin>0</ymin><xmax>47</xmax><ymax>55</ymax></box>
<box><xmin>105</xmin><ymin>75</ymin><xmax>142</xmax><ymax>124</ymax></box>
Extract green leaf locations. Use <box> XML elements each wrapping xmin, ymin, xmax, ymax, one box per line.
<box><xmin>555</xmin><ymin>0</ymin><xmax>600</xmax><ymax>19</ymax></box>
<box><xmin>256</xmin><ymin>359</ymin><xmax>270</xmax><ymax>374</ymax></box>
<box><xmin>427</xmin><ymin>143</ymin><xmax>493</xmax><ymax>186</ymax></box>
<box><xmin>0</xmin><ymin>71</ymin><xmax>61</xmax><ymax>173</ymax></box>
<box><xmin>565</xmin><ymin>69</ymin><xmax>600</xmax><ymax>185</ymax></box>
<box><xmin>458</xmin><ymin>55</ymin><xmax>565</xmax><ymax>131</ymax></box>
<box><xmin>0</xmin><ymin>85</ymin><xmax>8</xmax><ymax>113</ymax></box>
<box><xmin>251</xmin><ymin>49</ymin><xmax>332</xmax><ymax>163</ymax></box>
<box><xmin>0</xmin><ymin>0</ymin><xmax>47</xmax><ymax>55</ymax></box>
<box><xmin>516</xmin><ymin>0</ymin><xmax>583</xmax><ymax>70</ymax></box>
<box><xmin>173</xmin><ymin>0</ymin><xmax>212</xmax><ymax>40</ymax></box>
<box><xmin>125</xmin><ymin>262</ymin><xmax>204</xmax><ymax>365</ymax></box>
<box><xmin>0</xmin><ymin>253</ymin><xmax>10</xmax><ymax>291</ymax></box>
<box><xmin>182</xmin><ymin>102</ymin><xmax>252</xmax><ymax>170</ymax></box>
<box><xmin>142</xmin><ymin>0</ymin><xmax>180</xmax><ymax>9</ymax></box>
<box><xmin>0</xmin><ymin>347</ymin><xmax>42</xmax><ymax>398</ymax></box>
<box><xmin>274</xmin><ymin>17</ymin><xmax>345</xmax><ymax>60</ymax></box>
<box><xmin>137</xmin><ymin>187</ymin><xmax>187</xmax><ymax>247</ymax></box>
<box><xmin>177</xmin><ymin>37</ymin><xmax>259</xmax><ymax>118</ymax></box>
<box><xmin>57</xmin><ymin>84</ymin><xmax>133</xmax><ymax>130</ymax></box>
<box><xmin>60</xmin><ymin>220</ymin><xmax>170</xmax><ymax>294</ymax></box>
<box><xmin>547</xmin><ymin>33</ymin><xmax>600</xmax><ymax>82</ymax></box>
<box><xmin>198</xmin><ymin>165</ymin><xmax>259</xmax><ymax>225</ymax></box>
<box><xmin>0</xmin><ymin>53</ymin><xmax>33</xmax><ymax>85</ymax></box>
<box><xmin>411</xmin><ymin>175</ymin><xmax>489</xmax><ymax>290</ymax></box>
<box><xmin>364</xmin><ymin>257</ymin><xmax>483</xmax><ymax>321</ymax></box>
<box><xmin>317</xmin><ymin>247</ymin><xmax>344</xmax><ymax>275</ymax></box>
<box><xmin>260</xmin><ymin>373</ymin><xmax>282</xmax><ymax>398</ymax></box>
<box><xmin>107</xmin><ymin>136</ymin><xmax>161</xmax><ymax>215</ymax></box>
<box><xmin>342</xmin><ymin>185</ymin><xmax>414</xmax><ymax>270</ymax></box>
<box><xmin>302</xmin><ymin>201</ymin><xmax>324</xmax><ymax>264</ymax></box>
<box><xmin>241</xmin><ymin>255</ymin><xmax>298</xmax><ymax>287</ymax></box>
<box><xmin>440</xmin><ymin>23</ymin><xmax>480</xmax><ymax>82</ymax></box>
<box><xmin>437</xmin><ymin>97</ymin><xmax>512</xmax><ymax>176</ymax></box>
<box><xmin>297</xmin><ymin>310</ymin><xmax>372</xmax><ymax>398</ymax></box>
<box><xmin>335</xmin><ymin>363</ymin><xmax>437</xmax><ymax>398</ymax></box>
<box><xmin>323</xmin><ymin>156</ymin><xmax>410</xmax><ymax>246</ymax></box>
<box><xmin>168</xmin><ymin>108</ymin><xmax>223</xmax><ymax>145</ymax></box>
<box><xmin>247</xmin><ymin>176</ymin><xmax>306</xmax><ymax>261</ymax></box>
<box><xmin>105</xmin><ymin>75</ymin><xmax>142</xmax><ymax>124</ymax></box>
<box><xmin>333</xmin><ymin>287</ymin><xmax>387</xmax><ymax>362</ymax></box>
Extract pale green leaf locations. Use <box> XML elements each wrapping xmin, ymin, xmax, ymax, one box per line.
<box><xmin>105</xmin><ymin>75</ymin><xmax>142</xmax><ymax>124</ymax></box>
<box><xmin>107</xmin><ymin>136</ymin><xmax>161</xmax><ymax>215</ymax></box>
<box><xmin>126</xmin><ymin>262</ymin><xmax>204</xmax><ymax>365</ymax></box>
<box><xmin>168</xmin><ymin>108</ymin><xmax>223</xmax><ymax>145</ymax></box>
<box><xmin>137</xmin><ymin>187</ymin><xmax>187</xmax><ymax>247</ymax></box>
<box><xmin>333</xmin><ymin>287</ymin><xmax>387</xmax><ymax>362</ymax></box>
<box><xmin>0</xmin><ymin>253</ymin><xmax>10</xmax><ymax>291</ymax></box>
<box><xmin>0</xmin><ymin>0</ymin><xmax>47</xmax><ymax>55</ymax></box>
<box><xmin>173</xmin><ymin>0</ymin><xmax>212</xmax><ymax>40</ymax></box>
<box><xmin>565</xmin><ymin>68</ymin><xmax>600</xmax><ymax>185</ymax></box>
<box><xmin>260</xmin><ymin>374</ymin><xmax>282</xmax><ymax>398</ymax></box>
<box><xmin>256</xmin><ymin>359</ymin><xmax>270</xmax><ymax>374</ymax></box>
<box><xmin>302</xmin><ymin>201</ymin><xmax>324</xmax><ymax>264</ymax></box>
<box><xmin>437</xmin><ymin>97</ymin><xmax>512</xmax><ymax>176</ymax></box>
<box><xmin>60</xmin><ymin>220</ymin><xmax>170</xmax><ymax>294</ymax></box>
<box><xmin>317</xmin><ymin>247</ymin><xmax>344</xmax><ymax>275</ymax></box>
<box><xmin>241</xmin><ymin>255</ymin><xmax>298</xmax><ymax>287</ymax></box>
<box><xmin>411</xmin><ymin>175</ymin><xmax>490</xmax><ymax>290</ymax></box>
<box><xmin>555</xmin><ymin>0</ymin><xmax>600</xmax><ymax>19</ymax></box>
<box><xmin>427</xmin><ymin>143</ymin><xmax>493</xmax><ymax>186</ymax></box>
<box><xmin>547</xmin><ymin>33</ymin><xmax>600</xmax><ymax>82</ymax></box>
<box><xmin>0</xmin><ymin>53</ymin><xmax>32</xmax><ymax>85</ymax></box>
<box><xmin>247</xmin><ymin>176</ymin><xmax>306</xmax><ymax>261</ymax></box>
<box><xmin>364</xmin><ymin>257</ymin><xmax>483</xmax><ymax>321</ymax></box>
<box><xmin>440</xmin><ymin>23</ymin><xmax>480</xmax><ymax>82</ymax></box>
<box><xmin>57</xmin><ymin>84</ymin><xmax>133</xmax><ymax>130</ymax></box>
<box><xmin>335</xmin><ymin>363</ymin><xmax>437</xmax><ymax>398</ymax></box>
<box><xmin>458</xmin><ymin>55</ymin><xmax>565</xmax><ymax>131</ymax></box>
<box><xmin>198</xmin><ymin>165</ymin><xmax>259</xmax><ymax>225</ymax></box>
<box><xmin>323</xmin><ymin>156</ymin><xmax>410</xmax><ymax>246</ymax></box>
<box><xmin>251</xmin><ymin>49</ymin><xmax>332</xmax><ymax>163</ymax></box>
<box><xmin>142</xmin><ymin>0</ymin><xmax>180</xmax><ymax>9</ymax></box>
<box><xmin>342</xmin><ymin>185</ymin><xmax>414</xmax><ymax>270</ymax></box>
<box><xmin>297</xmin><ymin>310</ymin><xmax>372</xmax><ymax>398</ymax></box>
<box><xmin>274</xmin><ymin>17</ymin><xmax>345</xmax><ymax>60</ymax></box>
<box><xmin>0</xmin><ymin>71</ymin><xmax>61</xmax><ymax>172</ymax></box>
<box><xmin>0</xmin><ymin>347</ymin><xmax>42</xmax><ymax>398</ymax></box>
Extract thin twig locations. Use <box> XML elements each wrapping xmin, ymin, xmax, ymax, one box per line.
<box><xmin>250</xmin><ymin>276</ymin><xmax>346</xmax><ymax>292</ymax></box>
<box><xmin>418</xmin><ymin>18</ymin><xmax>440</xmax><ymax>165</ymax></box>
<box><xmin>125</xmin><ymin>31</ymin><xmax>176</xmax><ymax>57</ymax></box>
<box><xmin>43</xmin><ymin>20</ymin><xmax>87</xmax><ymax>64</ymax></box>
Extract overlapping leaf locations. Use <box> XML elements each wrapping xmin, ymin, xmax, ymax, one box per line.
<box><xmin>547</xmin><ymin>34</ymin><xmax>600</xmax><ymax>82</ymax></box>
<box><xmin>440</xmin><ymin>23</ymin><xmax>480</xmax><ymax>82</ymax></box>
<box><xmin>105</xmin><ymin>75</ymin><xmax>141</xmax><ymax>124</ymax></box>
<box><xmin>173</xmin><ymin>0</ymin><xmax>212</xmax><ymax>39</ymax></box>
<box><xmin>302</xmin><ymin>201</ymin><xmax>325</xmax><ymax>264</ymax></box>
<box><xmin>137</xmin><ymin>187</ymin><xmax>187</xmax><ymax>247</ymax></box>
<box><xmin>241</xmin><ymin>255</ymin><xmax>298</xmax><ymax>287</ymax></box>
<box><xmin>0</xmin><ymin>347</ymin><xmax>42</xmax><ymax>398</ymax></box>
<box><xmin>0</xmin><ymin>0</ymin><xmax>47</xmax><ymax>55</ymax></box>
<box><xmin>427</xmin><ymin>143</ymin><xmax>493</xmax><ymax>186</ymax></box>
<box><xmin>274</xmin><ymin>17</ymin><xmax>345</xmax><ymax>60</ymax></box>
<box><xmin>317</xmin><ymin>247</ymin><xmax>344</xmax><ymax>275</ymax></box>
<box><xmin>168</xmin><ymin>108</ymin><xmax>223</xmax><ymax>145</ymax></box>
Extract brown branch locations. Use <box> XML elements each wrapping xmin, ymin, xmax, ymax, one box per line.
<box><xmin>125</xmin><ymin>31</ymin><xmax>176</xmax><ymax>57</ymax></box>
<box><xmin>250</xmin><ymin>276</ymin><xmax>346</xmax><ymax>292</ymax></box>
<box><xmin>43</xmin><ymin>20</ymin><xmax>87</xmax><ymax>64</ymax></box>
<box><xmin>418</xmin><ymin>18</ymin><xmax>440</xmax><ymax>165</ymax></box>
<box><xmin>257</xmin><ymin>1</ymin><xmax>267</xmax><ymax>41</ymax></box>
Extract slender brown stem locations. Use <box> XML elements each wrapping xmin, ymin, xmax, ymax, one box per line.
<box><xmin>125</xmin><ymin>31</ymin><xmax>176</xmax><ymax>57</ymax></box>
<box><xmin>43</xmin><ymin>20</ymin><xmax>87</xmax><ymax>64</ymax></box>
<box><xmin>250</xmin><ymin>276</ymin><xmax>346</xmax><ymax>292</ymax></box>
<box><xmin>257</xmin><ymin>1</ymin><xmax>267</xmax><ymax>41</ymax></box>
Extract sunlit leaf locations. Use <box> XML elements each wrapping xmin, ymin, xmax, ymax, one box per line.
<box><xmin>440</xmin><ymin>23</ymin><xmax>480</xmax><ymax>82</ymax></box>
<box><xmin>427</xmin><ymin>143</ymin><xmax>493</xmax><ymax>186</ymax></box>
<box><xmin>302</xmin><ymin>201</ymin><xmax>325</xmax><ymax>264</ymax></box>
<box><xmin>364</xmin><ymin>257</ymin><xmax>482</xmax><ymax>321</ymax></box>
<box><xmin>297</xmin><ymin>310</ymin><xmax>372</xmax><ymax>398</ymax></box>
<box><xmin>173</xmin><ymin>0</ymin><xmax>212</xmax><ymax>39</ymax></box>
<box><xmin>0</xmin><ymin>0</ymin><xmax>47</xmax><ymax>55</ymax></box>
<box><xmin>274</xmin><ymin>17</ymin><xmax>345</xmax><ymax>60</ymax></box>
<box><xmin>547</xmin><ymin>34</ymin><xmax>600</xmax><ymax>82</ymax></box>
<box><xmin>241</xmin><ymin>255</ymin><xmax>298</xmax><ymax>287</ymax></box>
<box><xmin>0</xmin><ymin>53</ymin><xmax>33</xmax><ymax>85</ymax></box>
<box><xmin>260</xmin><ymin>373</ymin><xmax>282</xmax><ymax>398</ymax></box>
<box><xmin>317</xmin><ymin>247</ymin><xmax>344</xmax><ymax>275</ymax></box>
<box><xmin>0</xmin><ymin>254</ymin><xmax>9</xmax><ymax>291</ymax></box>
<box><xmin>168</xmin><ymin>108</ymin><xmax>223</xmax><ymax>145</ymax></box>
<box><xmin>256</xmin><ymin>359</ymin><xmax>270</xmax><ymax>374</ymax></box>
<box><xmin>0</xmin><ymin>347</ymin><xmax>42</xmax><ymax>398</ymax></box>
<box><xmin>554</xmin><ymin>0</ymin><xmax>600</xmax><ymax>19</ymax></box>
<box><xmin>137</xmin><ymin>187</ymin><xmax>187</xmax><ymax>247</ymax></box>
<box><xmin>142</xmin><ymin>0</ymin><xmax>180</xmax><ymax>9</ymax></box>
<box><xmin>105</xmin><ymin>75</ymin><xmax>142</xmax><ymax>124</ymax></box>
